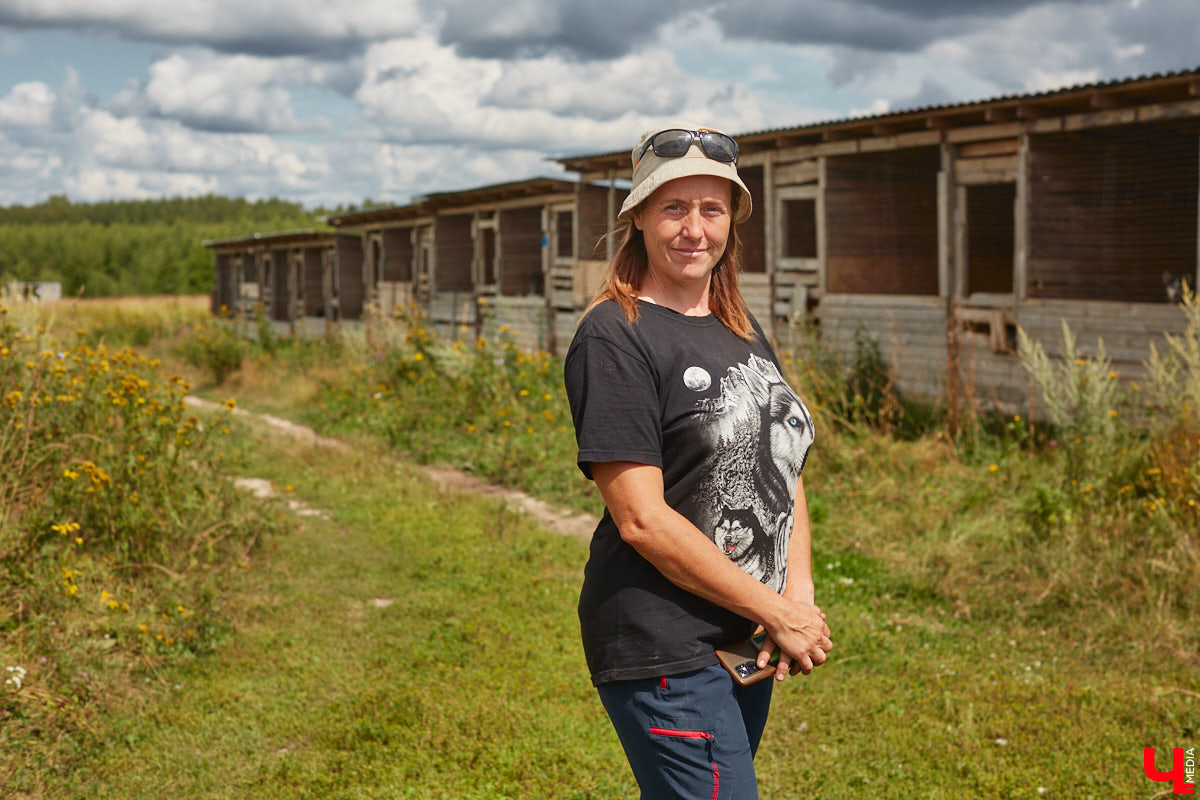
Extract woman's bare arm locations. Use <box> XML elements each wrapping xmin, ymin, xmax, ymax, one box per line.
<box><xmin>592</xmin><ymin>461</ymin><xmax>831</xmax><ymax>676</ymax></box>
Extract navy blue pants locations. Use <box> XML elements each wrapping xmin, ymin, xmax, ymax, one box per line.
<box><xmin>597</xmin><ymin>664</ymin><xmax>774</xmax><ymax>799</ymax></box>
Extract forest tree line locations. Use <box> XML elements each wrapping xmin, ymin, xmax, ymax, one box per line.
<box><xmin>0</xmin><ymin>195</ymin><xmax>340</xmax><ymax>297</ymax></box>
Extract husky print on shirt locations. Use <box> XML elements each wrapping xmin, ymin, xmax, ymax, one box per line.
<box><xmin>692</xmin><ymin>354</ymin><xmax>814</xmax><ymax>592</ymax></box>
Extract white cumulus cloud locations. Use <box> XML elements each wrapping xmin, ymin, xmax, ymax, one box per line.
<box><xmin>0</xmin><ymin>81</ymin><xmax>58</xmax><ymax>127</ymax></box>
<box><xmin>112</xmin><ymin>50</ymin><xmax>335</xmax><ymax>133</ymax></box>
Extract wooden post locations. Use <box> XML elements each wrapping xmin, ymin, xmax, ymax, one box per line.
<box><xmin>542</xmin><ymin>203</ymin><xmax>555</xmax><ymax>355</ymax></box>
<box><xmin>1015</xmin><ymin>131</ymin><xmax>1030</xmax><ymax>312</ymax></box>
<box><xmin>492</xmin><ymin>211</ymin><xmax>502</xmax><ymax>293</ymax></box>
<box><xmin>359</xmin><ymin>232</ymin><xmax>372</xmax><ymax>313</ymax></box>
<box><xmin>939</xmin><ymin>140</ymin><xmax>964</xmax><ymax>434</ymax></box>
<box><xmin>573</xmin><ymin>183</ymin><xmax>583</xmax><ymax>263</ymax></box>
<box><xmin>762</xmin><ymin>156</ymin><xmax>776</xmax><ymax>341</ymax></box>
<box><xmin>429</xmin><ymin>217</ymin><xmax>438</xmax><ymax>300</ymax></box>
<box><xmin>470</xmin><ymin>213</ymin><xmax>481</xmax><ymax>288</ymax></box>
<box><xmin>409</xmin><ymin>227</ymin><xmax>420</xmax><ymax>306</ymax></box>
<box><xmin>938</xmin><ymin>141</ymin><xmax>957</xmax><ymax>300</ymax></box>
<box><xmin>954</xmin><ymin>184</ymin><xmax>968</xmax><ymax>300</ymax></box>
<box><xmin>286</xmin><ymin>248</ymin><xmax>294</xmax><ymax>326</ymax></box>
<box><xmin>322</xmin><ymin>245</ymin><xmax>334</xmax><ymax>323</ymax></box>
<box><xmin>606</xmin><ymin>169</ymin><xmax>616</xmax><ymax>261</ymax></box>
<box><xmin>816</xmin><ymin>157</ymin><xmax>828</xmax><ymax>296</ymax></box>
<box><xmin>260</xmin><ymin>251</ymin><xmax>272</xmax><ymax>322</ymax></box>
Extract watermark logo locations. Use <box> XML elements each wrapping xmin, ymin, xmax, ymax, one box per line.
<box><xmin>1144</xmin><ymin>747</ymin><xmax>1196</xmax><ymax>795</ymax></box>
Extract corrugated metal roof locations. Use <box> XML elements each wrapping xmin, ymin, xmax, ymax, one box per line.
<box><xmin>739</xmin><ymin>64</ymin><xmax>1200</xmax><ymax>137</ymax></box>
<box><xmin>557</xmin><ymin>65</ymin><xmax>1200</xmax><ymax>166</ymax></box>
<box><xmin>328</xmin><ymin>176</ymin><xmax>581</xmax><ymax>226</ymax></box>
<box><xmin>202</xmin><ymin>229</ymin><xmax>337</xmax><ymax>248</ymax></box>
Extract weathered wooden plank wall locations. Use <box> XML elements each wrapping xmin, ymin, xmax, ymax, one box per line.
<box><xmin>554</xmin><ymin>308</ymin><xmax>583</xmax><ymax>354</ymax></box>
<box><xmin>270</xmin><ymin>246</ymin><xmax>291</xmax><ymax>322</ymax></box>
<box><xmin>427</xmin><ymin>292</ymin><xmax>476</xmax><ymax>341</ymax></box>
<box><xmin>481</xmin><ymin>296</ymin><xmax>549</xmax><ymax>351</ymax></box>
<box><xmin>741</xmin><ymin>273</ymin><xmax>773</xmax><ymax>325</ymax></box>
<box><xmin>578</xmin><ymin>185</ymin><xmax>614</xmax><ymax>261</ymax></box>
<box><xmin>1028</xmin><ymin>122</ymin><xmax>1199</xmax><ymax>302</ymax></box>
<box><xmin>382</xmin><ymin>228</ymin><xmax>413</xmax><ymax>282</ymax></box>
<box><xmin>434</xmin><ymin>213</ymin><xmax>474</xmax><ymax>293</ymax></box>
<box><xmin>301</xmin><ymin>247</ymin><xmax>323</xmax><ymax>316</ymax></box>
<box><xmin>815</xmin><ymin>294</ymin><xmax>949</xmax><ymax>401</ymax></box>
<box><xmin>826</xmin><ymin>147</ymin><xmax>941</xmax><ymax>295</ymax></box>
<box><xmin>498</xmin><ymin>206</ymin><xmax>543</xmax><ymax>296</ymax></box>
<box><xmin>214</xmin><ymin>253</ymin><xmax>236</xmax><ymax>312</ymax></box>
<box><xmin>336</xmin><ymin>236</ymin><xmax>364</xmax><ymax>320</ymax></box>
<box><xmin>1019</xmin><ymin>299</ymin><xmax>1190</xmax><ymax>374</ymax></box>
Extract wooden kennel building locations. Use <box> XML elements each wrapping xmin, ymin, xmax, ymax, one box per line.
<box><xmin>327</xmin><ymin>177</ymin><xmax>614</xmax><ymax>351</ymax></box>
<box><xmin>205</xmin><ymin>230</ymin><xmax>363</xmax><ymax>333</ymax></box>
<box><xmin>558</xmin><ymin>68</ymin><xmax>1200</xmax><ymax>408</ymax></box>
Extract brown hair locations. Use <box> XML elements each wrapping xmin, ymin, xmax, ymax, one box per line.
<box><xmin>582</xmin><ymin>190</ymin><xmax>755</xmax><ymax>340</ymax></box>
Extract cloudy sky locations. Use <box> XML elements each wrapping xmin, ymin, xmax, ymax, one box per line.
<box><xmin>0</xmin><ymin>0</ymin><xmax>1197</xmax><ymax>209</ymax></box>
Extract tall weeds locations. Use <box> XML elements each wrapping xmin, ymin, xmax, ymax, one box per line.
<box><xmin>311</xmin><ymin>303</ymin><xmax>594</xmax><ymax>513</ymax></box>
<box><xmin>1017</xmin><ymin>320</ymin><xmax>1136</xmax><ymax>492</ymax></box>
<box><xmin>0</xmin><ymin>293</ymin><xmax>274</xmax><ymax>783</ymax></box>
<box><xmin>778</xmin><ymin>319</ymin><xmax>938</xmax><ymax>438</ymax></box>
<box><xmin>1010</xmin><ymin>301</ymin><xmax>1198</xmax><ymax>649</ymax></box>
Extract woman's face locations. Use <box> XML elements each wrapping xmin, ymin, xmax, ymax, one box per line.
<box><xmin>632</xmin><ymin>174</ymin><xmax>732</xmax><ymax>294</ymax></box>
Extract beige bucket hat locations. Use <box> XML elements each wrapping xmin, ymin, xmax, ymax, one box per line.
<box><xmin>618</xmin><ymin>122</ymin><xmax>752</xmax><ymax>225</ymax></box>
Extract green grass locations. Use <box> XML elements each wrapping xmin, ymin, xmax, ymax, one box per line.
<box><xmin>22</xmin><ymin>409</ymin><xmax>1196</xmax><ymax>799</ymax></box>
<box><xmin>31</xmin><ymin>427</ymin><xmax>626</xmax><ymax>799</ymax></box>
<box><xmin>6</xmin><ymin>299</ymin><xmax>1199</xmax><ymax>797</ymax></box>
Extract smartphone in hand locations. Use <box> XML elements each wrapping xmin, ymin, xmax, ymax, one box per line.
<box><xmin>715</xmin><ymin>631</ymin><xmax>779</xmax><ymax>686</ymax></box>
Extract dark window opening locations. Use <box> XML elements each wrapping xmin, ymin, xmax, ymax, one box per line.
<box><xmin>556</xmin><ymin>210</ymin><xmax>574</xmax><ymax>259</ymax></box>
<box><xmin>739</xmin><ymin>165</ymin><xmax>766</xmax><ymax>273</ymax></box>
<box><xmin>965</xmin><ymin>183</ymin><xmax>1015</xmax><ymax>296</ymax></box>
<box><xmin>481</xmin><ymin>227</ymin><xmax>497</xmax><ymax>286</ymax></box>
<box><xmin>782</xmin><ymin>198</ymin><xmax>817</xmax><ymax>259</ymax></box>
<box><xmin>499</xmin><ymin>206</ymin><xmax>544</xmax><ymax>296</ymax></box>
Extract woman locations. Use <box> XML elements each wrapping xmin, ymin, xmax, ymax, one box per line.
<box><xmin>564</xmin><ymin>123</ymin><xmax>833</xmax><ymax>799</ymax></box>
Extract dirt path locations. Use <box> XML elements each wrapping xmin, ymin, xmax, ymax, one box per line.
<box><xmin>184</xmin><ymin>396</ymin><xmax>598</xmax><ymax>542</ymax></box>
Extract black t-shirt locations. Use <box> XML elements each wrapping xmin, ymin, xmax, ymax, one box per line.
<box><xmin>564</xmin><ymin>299</ymin><xmax>815</xmax><ymax>685</ymax></box>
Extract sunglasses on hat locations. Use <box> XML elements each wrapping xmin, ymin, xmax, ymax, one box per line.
<box><xmin>637</xmin><ymin>128</ymin><xmax>739</xmax><ymax>165</ymax></box>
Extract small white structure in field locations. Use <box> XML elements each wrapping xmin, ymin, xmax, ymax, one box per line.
<box><xmin>6</xmin><ymin>281</ymin><xmax>62</xmax><ymax>301</ymax></box>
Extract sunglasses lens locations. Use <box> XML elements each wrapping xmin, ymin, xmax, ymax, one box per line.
<box><xmin>699</xmin><ymin>131</ymin><xmax>737</xmax><ymax>163</ymax></box>
<box><xmin>650</xmin><ymin>130</ymin><xmax>695</xmax><ymax>158</ymax></box>
<box><xmin>639</xmin><ymin>129</ymin><xmax>739</xmax><ymax>165</ymax></box>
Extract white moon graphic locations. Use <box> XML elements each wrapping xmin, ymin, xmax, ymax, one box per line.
<box><xmin>683</xmin><ymin>366</ymin><xmax>711</xmax><ymax>391</ymax></box>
